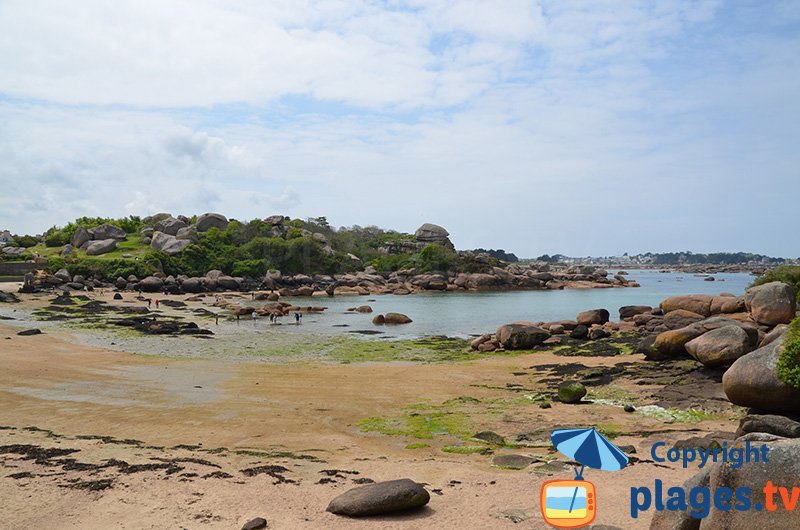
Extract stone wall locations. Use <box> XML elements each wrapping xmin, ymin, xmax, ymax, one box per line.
<box><xmin>0</xmin><ymin>261</ymin><xmax>46</xmax><ymax>281</ymax></box>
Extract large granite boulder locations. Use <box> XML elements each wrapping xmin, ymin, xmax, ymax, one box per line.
<box><xmin>693</xmin><ymin>316</ymin><xmax>760</xmax><ymax>347</ymax></box>
<box><xmin>71</xmin><ymin>226</ymin><xmax>92</xmax><ymax>248</ymax></box>
<box><xmin>54</xmin><ymin>268</ymin><xmax>71</xmax><ymax>283</ymax></box>
<box><xmin>175</xmin><ymin>226</ymin><xmax>197</xmax><ymax>241</ymax></box>
<box><xmin>196</xmin><ymin>212</ymin><xmax>229</xmax><ymax>232</ymax></box>
<box><xmin>88</xmin><ymin>223</ymin><xmax>127</xmax><ymax>241</ymax></box>
<box><xmin>326</xmin><ymin>479</ymin><xmax>429</xmax><ymax>516</ymax></box>
<box><xmin>384</xmin><ymin>312</ymin><xmax>413</xmax><ymax>324</ymax></box>
<box><xmin>154</xmin><ymin>216</ymin><xmax>188</xmax><ymax>236</ymax></box>
<box><xmin>142</xmin><ymin>213</ymin><xmax>172</xmax><ymax>225</ymax></box>
<box><xmin>265</xmin><ymin>215</ymin><xmax>286</xmax><ymax>226</ymax></box>
<box><xmin>414</xmin><ymin>223</ymin><xmax>454</xmax><ymax>249</ymax></box>
<box><xmin>737</xmin><ymin>414</ymin><xmax>800</xmax><ymax>439</ymax></box>
<box><xmin>663</xmin><ymin>309</ymin><xmax>705</xmax><ymax>330</ymax></box>
<box><xmin>723</xmin><ymin>336</ymin><xmax>800</xmax><ymax>412</ymax></box>
<box><xmin>150</xmin><ymin>231</ymin><xmax>191</xmax><ymax>255</ymax></box>
<box><xmin>496</xmin><ymin>324</ymin><xmax>549</xmax><ymax>350</ymax></box>
<box><xmin>217</xmin><ymin>276</ymin><xmax>241</xmax><ymax>291</ymax></box>
<box><xmin>744</xmin><ymin>281</ymin><xmax>797</xmax><ymax>326</ymax></box>
<box><xmin>85</xmin><ymin>238</ymin><xmax>117</xmax><ymax>256</ymax></box>
<box><xmin>180</xmin><ymin>277</ymin><xmax>203</xmax><ymax>293</ymax></box>
<box><xmin>660</xmin><ymin>294</ymin><xmax>714</xmax><ymax>317</ymax></box>
<box><xmin>138</xmin><ymin>276</ymin><xmax>164</xmax><ymax>293</ymax></box>
<box><xmin>710</xmin><ymin>295</ymin><xmax>745</xmax><ymax>314</ymax></box>
<box><xmin>652</xmin><ymin>327</ymin><xmax>705</xmax><ymax>359</ymax></box>
<box><xmin>685</xmin><ymin>325</ymin><xmax>753</xmax><ymax>367</ymax></box>
<box><xmin>576</xmin><ymin>309</ymin><xmax>610</xmax><ymax>326</ymax></box>
<box><xmin>619</xmin><ymin>305</ymin><xmax>652</xmax><ymax>319</ymax></box>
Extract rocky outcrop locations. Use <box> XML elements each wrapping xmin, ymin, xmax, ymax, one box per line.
<box><xmin>326</xmin><ymin>479</ymin><xmax>430</xmax><ymax>516</ymax></box>
<box><xmin>85</xmin><ymin>238</ymin><xmax>117</xmax><ymax>256</ymax></box>
<box><xmin>723</xmin><ymin>336</ymin><xmax>800</xmax><ymax>412</ymax></box>
<box><xmin>414</xmin><ymin>223</ymin><xmax>453</xmax><ymax>249</ymax></box>
<box><xmin>650</xmin><ymin>316</ymin><xmax>760</xmax><ymax>361</ymax></box>
<box><xmin>744</xmin><ymin>281</ymin><xmax>797</xmax><ymax>326</ymax></box>
<box><xmin>195</xmin><ymin>212</ymin><xmax>229</xmax><ymax>232</ymax></box>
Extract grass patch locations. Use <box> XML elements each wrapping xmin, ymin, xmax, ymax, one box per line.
<box><xmin>405</xmin><ymin>443</ymin><xmax>430</xmax><ymax>450</ymax></box>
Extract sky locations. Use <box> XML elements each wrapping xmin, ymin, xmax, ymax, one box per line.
<box><xmin>0</xmin><ymin>0</ymin><xmax>798</xmax><ymax>258</ymax></box>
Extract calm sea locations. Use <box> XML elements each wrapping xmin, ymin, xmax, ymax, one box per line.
<box><xmin>264</xmin><ymin>270</ymin><xmax>755</xmax><ymax>339</ymax></box>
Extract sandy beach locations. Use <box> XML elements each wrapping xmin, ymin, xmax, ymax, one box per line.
<box><xmin>0</xmin><ymin>288</ymin><xmax>742</xmax><ymax>529</ymax></box>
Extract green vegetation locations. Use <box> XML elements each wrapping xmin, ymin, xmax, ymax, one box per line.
<box><xmin>776</xmin><ymin>317</ymin><xmax>800</xmax><ymax>389</ymax></box>
<box><xmin>14</xmin><ymin>214</ymin><xmax>507</xmax><ymax>280</ymax></box>
<box><xmin>650</xmin><ymin>251</ymin><xmax>785</xmax><ymax>266</ymax></box>
<box><xmin>43</xmin><ymin>215</ymin><xmax>144</xmax><ymax>247</ymax></box>
<box><xmin>635</xmin><ymin>405</ymin><xmax>722</xmax><ymax>424</ymax></box>
<box><xmin>358</xmin><ymin>411</ymin><xmax>472</xmax><ymax>439</ymax></box>
<box><xmin>441</xmin><ymin>445</ymin><xmax>492</xmax><ymax>455</ymax></box>
<box><xmin>751</xmin><ymin>265</ymin><xmax>800</xmax><ymax>303</ymax></box>
<box><xmin>404</xmin><ymin>442</ymin><xmax>430</xmax><ymax>450</ymax></box>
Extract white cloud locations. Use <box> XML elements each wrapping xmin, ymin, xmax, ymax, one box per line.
<box><xmin>0</xmin><ymin>1</ymin><xmax>798</xmax><ymax>257</ymax></box>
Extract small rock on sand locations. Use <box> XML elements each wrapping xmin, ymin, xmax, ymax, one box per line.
<box><xmin>326</xmin><ymin>478</ymin><xmax>429</xmax><ymax>516</ymax></box>
<box><xmin>241</xmin><ymin>517</ymin><xmax>268</xmax><ymax>530</ymax></box>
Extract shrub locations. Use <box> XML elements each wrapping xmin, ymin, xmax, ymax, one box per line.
<box><xmin>47</xmin><ymin>257</ymin><xmax>153</xmax><ymax>280</ymax></box>
<box><xmin>751</xmin><ymin>265</ymin><xmax>800</xmax><ymax>302</ymax></box>
<box><xmin>231</xmin><ymin>259</ymin><xmax>267</xmax><ymax>278</ymax></box>
<box><xmin>11</xmin><ymin>234</ymin><xmax>39</xmax><ymax>248</ymax></box>
<box><xmin>777</xmin><ymin>318</ymin><xmax>800</xmax><ymax>389</ymax></box>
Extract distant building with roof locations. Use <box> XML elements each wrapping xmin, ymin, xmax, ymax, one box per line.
<box><xmin>0</xmin><ymin>230</ymin><xmax>13</xmax><ymax>246</ymax></box>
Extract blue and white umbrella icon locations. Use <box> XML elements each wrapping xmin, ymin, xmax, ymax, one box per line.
<box><xmin>551</xmin><ymin>427</ymin><xmax>629</xmax><ymax>478</ymax></box>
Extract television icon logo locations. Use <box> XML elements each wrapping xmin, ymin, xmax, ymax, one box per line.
<box><xmin>540</xmin><ymin>479</ymin><xmax>596</xmax><ymax>528</ymax></box>
<box><xmin>540</xmin><ymin>427</ymin><xmax>629</xmax><ymax>529</ymax></box>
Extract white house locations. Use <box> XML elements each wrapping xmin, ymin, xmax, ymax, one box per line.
<box><xmin>0</xmin><ymin>230</ymin><xmax>13</xmax><ymax>246</ymax></box>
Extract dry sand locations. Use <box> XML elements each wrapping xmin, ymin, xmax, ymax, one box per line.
<box><xmin>0</xmin><ymin>291</ymin><xmax>736</xmax><ymax>529</ymax></box>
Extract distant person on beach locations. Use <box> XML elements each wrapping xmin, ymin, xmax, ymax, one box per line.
<box><xmin>147</xmin><ymin>298</ymin><xmax>151</xmax><ymax>308</ymax></box>
<box><xmin>215</xmin><ymin>314</ymin><xmax>219</xmax><ymax>325</ymax></box>
<box><xmin>294</xmin><ymin>312</ymin><xmax>301</xmax><ymax>324</ymax></box>
<box><xmin>155</xmin><ymin>299</ymin><xmax>159</xmax><ymax>309</ymax></box>
<box><xmin>252</xmin><ymin>310</ymin><xmax>258</xmax><ymax>321</ymax></box>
